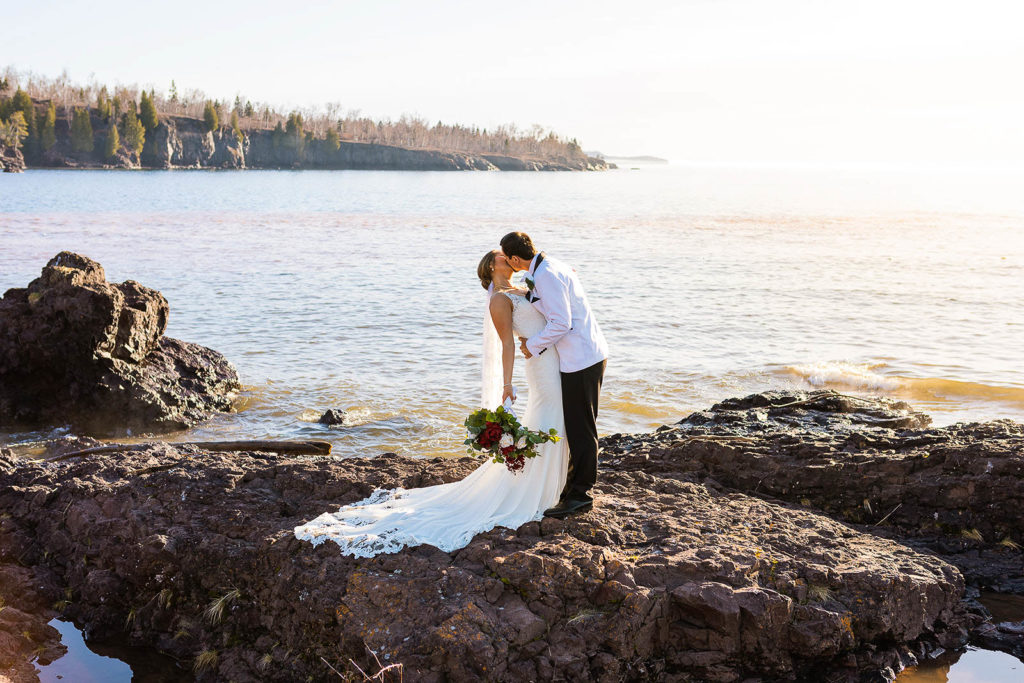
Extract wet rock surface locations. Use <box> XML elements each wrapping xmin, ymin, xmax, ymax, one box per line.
<box><xmin>318</xmin><ymin>409</ymin><xmax>347</xmax><ymax>426</ymax></box>
<box><xmin>0</xmin><ymin>252</ymin><xmax>239</xmax><ymax>436</ymax></box>
<box><xmin>0</xmin><ymin>564</ymin><xmax>65</xmax><ymax>682</ymax></box>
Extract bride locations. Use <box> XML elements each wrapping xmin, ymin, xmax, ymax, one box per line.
<box><xmin>293</xmin><ymin>250</ymin><xmax>568</xmax><ymax>557</ymax></box>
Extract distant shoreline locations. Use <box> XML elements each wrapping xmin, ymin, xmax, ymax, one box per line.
<box><xmin>2</xmin><ymin>92</ymin><xmax>612</xmax><ymax>173</ymax></box>
<box><xmin>602</xmin><ymin>155</ymin><xmax>668</xmax><ymax>164</ymax></box>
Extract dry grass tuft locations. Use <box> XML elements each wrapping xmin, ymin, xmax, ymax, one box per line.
<box><xmin>999</xmin><ymin>537</ymin><xmax>1021</xmax><ymax>550</ymax></box>
<box><xmin>205</xmin><ymin>588</ymin><xmax>241</xmax><ymax>625</ymax></box>
<box><xmin>808</xmin><ymin>584</ymin><xmax>835</xmax><ymax>602</ymax></box>
<box><xmin>194</xmin><ymin>649</ymin><xmax>218</xmax><ymax>673</ymax></box>
<box><xmin>961</xmin><ymin>528</ymin><xmax>984</xmax><ymax>543</ymax></box>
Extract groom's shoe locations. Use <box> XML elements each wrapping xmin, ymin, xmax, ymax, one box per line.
<box><xmin>544</xmin><ymin>497</ymin><xmax>593</xmax><ymax>519</ymax></box>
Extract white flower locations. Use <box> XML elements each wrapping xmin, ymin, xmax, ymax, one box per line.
<box><xmin>515</xmin><ymin>436</ymin><xmax>526</xmax><ymax>449</ymax></box>
<box><xmin>499</xmin><ymin>433</ymin><xmax>514</xmax><ymax>449</ymax></box>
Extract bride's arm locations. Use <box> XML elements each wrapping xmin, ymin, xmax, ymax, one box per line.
<box><xmin>489</xmin><ymin>295</ymin><xmax>517</xmax><ymax>404</ymax></box>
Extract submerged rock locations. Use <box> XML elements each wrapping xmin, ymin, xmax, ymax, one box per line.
<box><xmin>318</xmin><ymin>408</ymin><xmax>347</xmax><ymax>426</ymax></box>
<box><xmin>0</xmin><ymin>252</ymin><xmax>239</xmax><ymax>436</ymax></box>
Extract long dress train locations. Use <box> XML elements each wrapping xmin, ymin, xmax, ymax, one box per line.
<box><xmin>293</xmin><ymin>292</ymin><xmax>568</xmax><ymax>557</ymax></box>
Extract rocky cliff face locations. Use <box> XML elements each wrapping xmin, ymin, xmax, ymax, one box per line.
<box><xmin>0</xmin><ymin>142</ymin><xmax>25</xmax><ymax>172</ymax></box>
<box><xmin>19</xmin><ymin>101</ymin><xmax>609</xmax><ymax>172</ymax></box>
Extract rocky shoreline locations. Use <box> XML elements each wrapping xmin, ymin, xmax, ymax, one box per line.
<box><xmin>2</xmin><ymin>391</ymin><xmax>1022</xmax><ymax>681</ymax></box>
<box><xmin>4</xmin><ymin>107</ymin><xmax>610</xmax><ymax>173</ymax></box>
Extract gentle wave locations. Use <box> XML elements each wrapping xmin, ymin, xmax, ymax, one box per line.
<box><xmin>783</xmin><ymin>361</ymin><xmax>1024</xmax><ymax>409</ymax></box>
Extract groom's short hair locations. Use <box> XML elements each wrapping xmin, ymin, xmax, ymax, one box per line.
<box><xmin>500</xmin><ymin>232</ymin><xmax>537</xmax><ymax>260</ymax></box>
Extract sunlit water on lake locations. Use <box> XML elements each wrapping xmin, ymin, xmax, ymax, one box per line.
<box><xmin>1</xmin><ymin>164</ymin><xmax>1022</xmax><ymax>459</ymax></box>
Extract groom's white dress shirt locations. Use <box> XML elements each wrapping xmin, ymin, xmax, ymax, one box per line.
<box><xmin>524</xmin><ymin>253</ymin><xmax>609</xmax><ymax>373</ymax></box>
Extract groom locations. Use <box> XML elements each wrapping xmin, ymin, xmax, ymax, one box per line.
<box><xmin>500</xmin><ymin>232</ymin><xmax>608</xmax><ymax>519</ymax></box>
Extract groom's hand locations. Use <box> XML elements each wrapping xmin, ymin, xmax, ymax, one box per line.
<box><xmin>519</xmin><ymin>337</ymin><xmax>533</xmax><ymax>359</ymax></box>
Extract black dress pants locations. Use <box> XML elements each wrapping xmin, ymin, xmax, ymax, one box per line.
<box><xmin>559</xmin><ymin>359</ymin><xmax>606</xmax><ymax>502</ymax></box>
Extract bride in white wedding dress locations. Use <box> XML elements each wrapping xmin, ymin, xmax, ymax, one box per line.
<box><xmin>293</xmin><ymin>250</ymin><xmax>568</xmax><ymax>557</ymax></box>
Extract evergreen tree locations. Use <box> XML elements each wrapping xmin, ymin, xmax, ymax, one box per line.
<box><xmin>203</xmin><ymin>101</ymin><xmax>218</xmax><ymax>132</ymax></box>
<box><xmin>24</xmin><ymin>106</ymin><xmax>39</xmax><ymax>157</ymax></box>
<box><xmin>71</xmin><ymin>108</ymin><xmax>94</xmax><ymax>153</ymax></box>
<box><xmin>40</xmin><ymin>101</ymin><xmax>56</xmax><ymax>151</ymax></box>
<box><xmin>139</xmin><ymin>90</ymin><xmax>159</xmax><ymax>131</ymax></box>
<box><xmin>121</xmin><ymin>110</ymin><xmax>145</xmax><ymax>157</ymax></box>
<box><xmin>325</xmin><ymin>127</ymin><xmax>340</xmax><ymax>152</ymax></box>
<box><xmin>11</xmin><ymin>88</ymin><xmax>32</xmax><ymax>121</ymax></box>
<box><xmin>230</xmin><ymin>109</ymin><xmax>242</xmax><ymax>143</ymax></box>
<box><xmin>104</xmin><ymin>120</ymin><xmax>120</xmax><ymax>160</ymax></box>
<box><xmin>244</xmin><ymin>100</ymin><xmax>254</xmax><ymax>117</ymax></box>
<box><xmin>97</xmin><ymin>88</ymin><xmax>111</xmax><ymax>121</ymax></box>
<box><xmin>169</xmin><ymin>80</ymin><xmax>178</xmax><ymax>102</ymax></box>
<box><xmin>272</xmin><ymin>121</ymin><xmax>285</xmax><ymax>149</ymax></box>
<box><xmin>285</xmin><ymin>112</ymin><xmax>305</xmax><ymax>156</ymax></box>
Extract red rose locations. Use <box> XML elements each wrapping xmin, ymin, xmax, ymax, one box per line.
<box><xmin>478</xmin><ymin>421</ymin><xmax>504</xmax><ymax>448</ymax></box>
<box><xmin>505</xmin><ymin>454</ymin><xmax>526</xmax><ymax>473</ymax></box>
<box><xmin>501</xmin><ymin>444</ymin><xmax>516</xmax><ymax>456</ymax></box>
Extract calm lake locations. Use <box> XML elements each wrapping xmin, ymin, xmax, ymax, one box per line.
<box><xmin>2</xmin><ymin>164</ymin><xmax>1022</xmax><ymax>457</ymax></box>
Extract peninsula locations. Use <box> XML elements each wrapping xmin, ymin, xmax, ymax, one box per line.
<box><xmin>0</xmin><ymin>72</ymin><xmax>610</xmax><ymax>173</ymax></box>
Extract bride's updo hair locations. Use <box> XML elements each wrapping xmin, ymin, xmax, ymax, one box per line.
<box><xmin>477</xmin><ymin>250</ymin><xmax>497</xmax><ymax>290</ymax></box>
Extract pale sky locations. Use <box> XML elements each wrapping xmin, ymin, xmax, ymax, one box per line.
<box><xmin>4</xmin><ymin>0</ymin><xmax>1023</xmax><ymax>164</ymax></box>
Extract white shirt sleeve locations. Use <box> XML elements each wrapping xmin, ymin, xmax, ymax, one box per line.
<box><xmin>526</xmin><ymin>267</ymin><xmax>572</xmax><ymax>356</ymax></box>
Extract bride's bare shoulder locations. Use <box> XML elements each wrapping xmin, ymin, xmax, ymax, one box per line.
<box><xmin>489</xmin><ymin>292</ymin><xmax>514</xmax><ymax>310</ymax></box>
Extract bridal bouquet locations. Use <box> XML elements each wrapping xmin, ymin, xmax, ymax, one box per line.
<box><xmin>464</xmin><ymin>405</ymin><xmax>560</xmax><ymax>474</ymax></box>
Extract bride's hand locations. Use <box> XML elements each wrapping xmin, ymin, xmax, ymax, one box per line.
<box><xmin>502</xmin><ymin>385</ymin><xmax>517</xmax><ymax>403</ymax></box>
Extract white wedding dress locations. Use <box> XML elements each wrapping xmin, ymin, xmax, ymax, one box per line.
<box><xmin>294</xmin><ymin>291</ymin><xmax>568</xmax><ymax>557</ymax></box>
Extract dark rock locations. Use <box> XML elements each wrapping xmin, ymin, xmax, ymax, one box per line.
<box><xmin>601</xmin><ymin>389</ymin><xmax>1024</xmax><ymax>592</ymax></box>
<box><xmin>0</xmin><ymin>252</ymin><xmax>239</xmax><ymax>435</ymax></box>
<box><xmin>318</xmin><ymin>409</ymin><xmax>347</xmax><ymax>426</ymax></box>
<box><xmin>0</xmin><ymin>564</ymin><xmax>64</xmax><ymax>681</ymax></box>
<box><xmin>0</xmin><ymin>438</ymin><xmax>972</xmax><ymax>682</ymax></box>
<box><xmin>0</xmin><ymin>142</ymin><xmax>26</xmax><ymax>173</ymax></box>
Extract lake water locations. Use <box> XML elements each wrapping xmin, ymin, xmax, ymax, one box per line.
<box><xmin>2</xmin><ymin>165</ymin><xmax>1022</xmax><ymax>457</ymax></box>
<box><xmin>2</xmin><ymin>162</ymin><xmax>1022</xmax><ymax>683</ymax></box>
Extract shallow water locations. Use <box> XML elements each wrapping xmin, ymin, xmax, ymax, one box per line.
<box><xmin>1</xmin><ymin>165</ymin><xmax>1022</xmax><ymax>460</ymax></box>
<box><xmin>896</xmin><ymin>647</ymin><xmax>1022</xmax><ymax>682</ymax></box>
<box><xmin>35</xmin><ymin>619</ymin><xmax>191</xmax><ymax>682</ymax></box>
